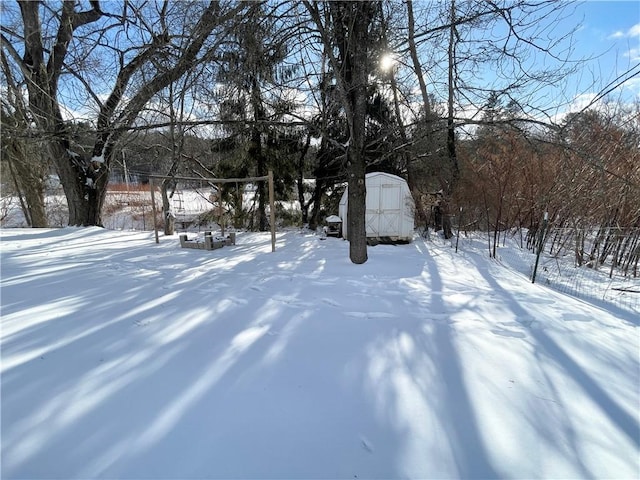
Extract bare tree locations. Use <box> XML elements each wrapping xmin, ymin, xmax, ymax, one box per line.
<box><xmin>1</xmin><ymin>49</ymin><xmax>48</xmax><ymax>227</ymax></box>
<box><xmin>1</xmin><ymin>0</ymin><xmax>245</xmax><ymax>226</ymax></box>
<box><xmin>304</xmin><ymin>1</ymin><xmax>382</xmax><ymax>264</ymax></box>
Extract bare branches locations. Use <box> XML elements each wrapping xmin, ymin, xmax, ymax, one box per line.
<box><xmin>2</xmin><ymin>0</ymin><xmax>637</xmax><ymax>232</ymax></box>
<box><xmin>406</xmin><ymin>0</ymin><xmax>430</xmax><ymax>117</ymax></box>
<box><xmin>108</xmin><ymin>2</ymin><xmax>247</xmax><ymax>141</ymax></box>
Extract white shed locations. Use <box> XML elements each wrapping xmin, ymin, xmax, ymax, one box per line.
<box><xmin>339</xmin><ymin>172</ymin><xmax>414</xmax><ymax>242</ymax></box>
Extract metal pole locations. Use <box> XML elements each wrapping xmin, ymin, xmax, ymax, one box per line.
<box><xmin>531</xmin><ymin>211</ymin><xmax>548</xmax><ymax>283</ymax></box>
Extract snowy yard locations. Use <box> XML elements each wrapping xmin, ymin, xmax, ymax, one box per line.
<box><xmin>1</xmin><ymin>227</ymin><xmax>638</xmax><ymax>479</ymax></box>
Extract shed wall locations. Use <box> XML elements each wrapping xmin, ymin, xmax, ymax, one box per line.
<box><xmin>339</xmin><ymin>172</ymin><xmax>414</xmax><ymax>241</ymax></box>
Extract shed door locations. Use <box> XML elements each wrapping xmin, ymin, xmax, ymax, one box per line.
<box><xmin>379</xmin><ymin>184</ymin><xmax>402</xmax><ymax>235</ymax></box>
<box><xmin>365</xmin><ymin>183</ymin><xmax>381</xmax><ymax>236</ymax></box>
<box><xmin>365</xmin><ymin>182</ymin><xmax>402</xmax><ymax>237</ymax></box>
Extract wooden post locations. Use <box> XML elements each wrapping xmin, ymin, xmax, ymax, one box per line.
<box><xmin>268</xmin><ymin>170</ymin><xmax>276</xmax><ymax>252</ymax></box>
<box><xmin>146</xmin><ymin>173</ymin><xmax>275</xmax><ymax>248</ymax></box>
<box><xmin>219</xmin><ymin>188</ymin><xmax>225</xmax><ymax>237</ymax></box>
<box><xmin>150</xmin><ymin>178</ymin><xmax>159</xmax><ymax>244</ymax></box>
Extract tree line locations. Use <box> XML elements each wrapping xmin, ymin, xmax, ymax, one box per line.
<box><xmin>1</xmin><ymin>0</ymin><xmax>638</xmax><ymax>264</ymax></box>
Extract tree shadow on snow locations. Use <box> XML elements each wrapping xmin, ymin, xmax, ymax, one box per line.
<box><xmin>465</xmin><ymin>251</ymin><xmax>640</xmax><ymax>473</ymax></box>
<box><xmin>3</xmin><ymin>229</ymin><xmax>637</xmax><ymax>479</ymax></box>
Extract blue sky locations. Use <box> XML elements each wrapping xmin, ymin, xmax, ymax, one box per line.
<box><xmin>568</xmin><ymin>0</ymin><xmax>639</xmax><ymax>107</ymax></box>
<box><xmin>38</xmin><ymin>0</ymin><xmax>638</xmax><ymax>125</ymax></box>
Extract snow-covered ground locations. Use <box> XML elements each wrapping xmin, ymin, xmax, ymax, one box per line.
<box><xmin>452</xmin><ymin>233</ymin><xmax>640</xmax><ymax>315</ymax></box>
<box><xmin>1</xmin><ymin>227</ymin><xmax>638</xmax><ymax>479</ymax></box>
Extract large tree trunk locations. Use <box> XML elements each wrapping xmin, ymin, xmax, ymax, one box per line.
<box><xmin>16</xmin><ymin>0</ymin><xmax>105</xmax><ymax>226</ymax></box>
<box><xmin>442</xmin><ymin>0</ymin><xmax>460</xmax><ymax>240</ymax></box>
<box><xmin>13</xmin><ymin>1</ymin><xmax>242</xmax><ymax>227</ymax></box>
<box><xmin>344</xmin><ymin>3</ymin><xmax>373</xmax><ymax>264</ymax></box>
<box><xmin>345</xmin><ymin>43</ymin><xmax>369</xmax><ymax>264</ymax></box>
<box><xmin>323</xmin><ymin>1</ymin><xmax>376</xmax><ymax>264</ymax></box>
<box><xmin>345</xmin><ymin>151</ymin><xmax>367</xmax><ymax>263</ymax></box>
<box><xmin>50</xmin><ymin>138</ymin><xmax>109</xmax><ymax>226</ymax></box>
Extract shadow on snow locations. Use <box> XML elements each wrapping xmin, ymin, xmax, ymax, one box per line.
<box><xmin>1</xmin><ymin>229</ymin><xmax>637</xmax><ymax>479</ymax></box>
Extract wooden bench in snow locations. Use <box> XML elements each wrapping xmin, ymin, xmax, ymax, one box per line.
<box><xmin>179</xmin><ymin>232</ymin><xmax>236</xmax><ymax>251</ymax></box>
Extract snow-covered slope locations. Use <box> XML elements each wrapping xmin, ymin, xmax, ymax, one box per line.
<box><xmin>1</xmin><ymin>227</ymin><xmax>638</xmax><ymax>479</ymax></box>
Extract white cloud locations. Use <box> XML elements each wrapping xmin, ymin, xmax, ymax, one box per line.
<box><xmin>567</xmin><ymin>93</ymin><xmax>599</xmax><ymax>113</ymax></box>
<box><xmin>608</xmin><ymin>23</ymin><xmax>640</xmax><ymax>40</ymax></box>
<box><xmin>628</xmin><ymin>23</ymin><xmax>640</xmax><ymax>38</ymax></box>
<box><xmin>624</xmin><ymin>75</ymin><xmax>640</xmax><ymax>94</ymax></box>
<box><xmin>625</xmin><ymin>47</ymin><xmax>640</xmax><ymax>62</ymax></box>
